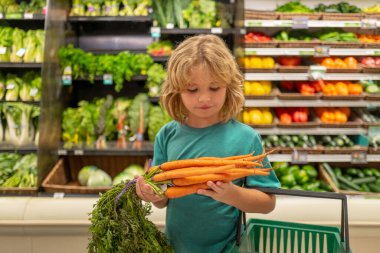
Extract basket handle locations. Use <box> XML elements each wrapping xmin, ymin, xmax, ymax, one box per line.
<box><xmin>235</xmin><ymin>187</ymin><xmax>350</xmax><ymax>253</ymax></box>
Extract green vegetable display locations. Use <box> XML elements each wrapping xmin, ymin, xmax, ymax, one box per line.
<box><xmin>0</xmin><ymin>153</ymin><xmax>38</xmax><ymax>188</ymax></box>
<box><xmin>273</xmin><ymin>162</ymin><xmax>331</xmax><ymax>192</ymax></box>
<box><xmin>148</xmin><ymin>105</ymin><xmax>171</xmax><ymax>142</ymax></box>
<box><xmin>0</xmin><ymin>0</ymin><xmax>45</xmax><ymax>14</ymax></box>
<box><xmin>314</xmin><ymin>2</ymin><xmax>361</xmax><ymax>13</ymax></box>
<box><xmin>70</xmin><ymin>0</ymin><xmax>151</xmax><ymax>16</ymax></box>
<box><xmin>276</xmin><ymin>1</ymin><xmax>313</xmax><ymax>13</ymax></box>
<box><xmin>88</xmin><ymin>181</ymin><xmax>172</xmax><ymax>252</ymax></box>
<box><xmin>128</xmin><ymin>93</ymin><xmax>150</xmax><ymax>135</ymax></box>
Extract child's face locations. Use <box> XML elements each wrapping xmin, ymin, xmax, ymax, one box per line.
<box><xmin>180</xmin><ymin>65</ymin><xmax>227</xmax><ymax>127</ymax></box>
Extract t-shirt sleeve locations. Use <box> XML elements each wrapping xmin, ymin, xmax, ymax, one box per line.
<box><xmin>246</xmin><ymin>133</ymin><xmax>281</xmax><ymax>188</ymax></box>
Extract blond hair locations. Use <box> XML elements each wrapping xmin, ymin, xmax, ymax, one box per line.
<box><xmin>160</xmin><ymin>34</ymin><xmax>245</xmax><ymax>123</ymax></box>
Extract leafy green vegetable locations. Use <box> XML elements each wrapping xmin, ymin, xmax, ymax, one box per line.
<box><xmin>128</xmin><ymin>93</ymin><xmax>150</xmax><ymax>135</ymax></box>
<box><xmin>276</xmin><ymin>1</ymin><xmax>313</xmax><ymax>13</ymax></box>
<box><xmin>148</xmin><ymin>105</ymin><xmax>171</xmax><ymax>142</ymax></box>
<box><xmin>146</xmin><ymin>63</ymin><xmax>166</xmax><ymax>97</ymax></box>
<box><xmin>88</xmin><ymin>181</ymin><xmax>172</xmax><ymax>252</ymax></box>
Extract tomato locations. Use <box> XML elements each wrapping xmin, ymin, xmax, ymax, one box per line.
<box><xmin>280</xmin><ymin>113</ymin><xmax>292</xmax><ymax>124</ymax></box>
<box><xmin>361</xmin><ymin>57</ymin><xmax>376</xmax><ymax>67</ymax></box>
<box><xmin>280</xmin><ymin>81</ymin><xmax>295</xmax><ymax>91</ymax></box>
<box><xmin>278</xmin><ymin>56</ymin><xmax>301</xmax><ymax>67</ymax></box>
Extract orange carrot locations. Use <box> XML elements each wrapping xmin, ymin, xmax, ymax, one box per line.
<box><xmin>153</xmin><ymin>164</ymin><xmax>235</xmax><ymax>182</ymax></box>
<box><xmin>172</xmin><ymin>168</ymin><xmax>271</xmax><ymax>186</ymax></box>
<box><xmin>160</xmin><ymin>159</ymin><xmax>262</xmax><ymax>171</ymax></box>
<box><xmin>241</xmin><ymin>149</ymin><xmax>276</xmax><ymax>162</ymax></box>
<box><xmin>165</xmin><ymin>183</ymin><xmax>208</xmax><ymax>199</ymax></box>
<box><xmin>223</xmin><ymin>152</ymin><xmax>254</xmax><ymax>160</ymax></box>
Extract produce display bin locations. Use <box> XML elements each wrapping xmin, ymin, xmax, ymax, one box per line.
<box><xmin>224</xmin><ymin>188</ymin><xmax>351</xmax><ymax>253</ymax></box>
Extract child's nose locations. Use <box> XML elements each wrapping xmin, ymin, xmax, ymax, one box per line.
<box><xmin>198</xmin><ymin>93</ymin><xmax>211</xmax><ymax>102</ymax></box>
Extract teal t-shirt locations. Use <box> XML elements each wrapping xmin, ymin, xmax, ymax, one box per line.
<box><xmin>153</xmin><ymin>119</ymin><xmax>280</xmax><ymax>253</ymax></box>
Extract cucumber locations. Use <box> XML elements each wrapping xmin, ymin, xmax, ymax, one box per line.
<box><xmin>323</xmin><ymin>163</ymin><xmax>339</xmax><ymax>187</ymax></box>
<box><xmin>352</xmin><ymin>176</ymin><xmax>377</xmax><ymax>185</ymax></box>
<box><xmin>368</xmin><ymin>183</ymin><xmax>380</xmax><ymax>193</ymax></box>
<box><xmin>337</xmin><ymin>175</ymin><xmax>361</xmax><ymax>191</ymax></box>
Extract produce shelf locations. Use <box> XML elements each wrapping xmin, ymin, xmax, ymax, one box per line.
<box><xmin>68</xmin><ymin>16</ymin><xmax>152</xmax><ymax>22</ymax></box>
<box><xmin>245</xmin><ymin>72</ymin><xmax>380</xmax><ymax>81</ymax></box>
<box><xmin>245</xmin><ymin>19</ymin><xmax>377</xmax><ymax>28</ymax></box>
<box><xmin>245</xmin><ymin>97</ymin><xmax>380</xmax><ymax>107</ymax></box>
<box><xmin>268</xmin><ymin>154</ymin><xmax>380</xmax><ymax>163</ymax></box>
<box><xmin>158</xmin><ymin>28</ymin><xmax>236</xmax><ymax>35</ymax></box>
<box><xmin>245</xmin><ymin>48</ymin><xmax>380</xmax><ymax>56</ymax></box>
<box><xmin>0</xmin><ymin>13</ymin><xmax>45</xmax><ymax>21</ymax></box>
<box><xmin>0</xmin><ymin>145</ymin><xmax>38</xmax><ymax>154</ymax></box>
<box><xmin>57</xmin><ymin>141</ymin><xmax>154</xmax><ymax>156</ymax></box>
<box><xmin>256</xmin><ymin>127</ymin><xmax>367</xmax><ymax>135</ymax></box>
<box><xmin>0</xmin><ymin>63</ymin><xmax>42</xmax><ymax>69</ymax></box>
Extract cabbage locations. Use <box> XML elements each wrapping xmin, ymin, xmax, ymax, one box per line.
<box><xmin>87</xmin><ymin>170</ymin><xmax>112</xmax><ymax>187</ymax></box>
<box><xmin>123</xmin><ymin>164</ymin><xmax>144</xmax><ymax>177</ymax></box>
<box><xmin>78</xmin><ymin>165</ymin><xmax>99</xmax><ymax>186</ymax></box>
<box><xmin>112</xmin><ymin>172</ymin><xmax>135</xmax><ymax>185</ymax></box>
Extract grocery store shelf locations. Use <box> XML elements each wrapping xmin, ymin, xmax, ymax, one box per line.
<box><xmin>0</xmin><ymin>100</ymin><xmax>40</xmax><ymax>105</ymax></box>
<box><xmin>245</xmin><ymin>72</ymin><xmax>380</xmax><ymax>81</ymax></box>
<box><xmin>245</xmin><ymin>48</ymin><xmax>380</xmax><ymax>56</ymax></box>
<box><xmin>0</xmin><ymin>145</ymin><xmax>38</xmax><ymax>154</ymax></box>
<box><xmin>158</xmin><ymin>28</ymin><xmax>236</xmax><ymax>35</ymax></box>
<box><xmin>245</xmin><ymin>19</ymin><xmax>378</xmax><ymax>28</ymax></box>
<box><xmin>74</xmin><ymin>75</ymin><xmax>147</xmax><ymax>82</ymax></box>
<box><xmin>256</xmin><ymin>127</ymin><xmax>367</xmax><ymax>135</ymax></box>
<box><xmin>0</xmin><ymin>13</ymin><xmax>45</xmax><ymax>21</ymax></box>
<box><xmin>68</xmin><ymin>16</ymin><xmax>152</xmax><ymax>22</ymax></box>
<box><xmin>245</xmin><ymin>98</ymin><xmax>380</xmax><ymax>107</ymax></box>
<box><xmin>268</xmin><ymin>154</ymin><xmax>380</xmax><ymax>163</ymax></box>
<box><xmin>0</xmin><ymin>63</ymin><xmax>42</xmax><ymax>69</ymax></box>
<box><xmin>57</xmin><ymin>141</ymin><xmax>154</xmax><ymax>156</ymax></box>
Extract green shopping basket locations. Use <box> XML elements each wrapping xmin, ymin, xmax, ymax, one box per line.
<box><xmin>224</xmin><ymin>188</ymin><xmax>351</xmax><ymax>253</ymax></box>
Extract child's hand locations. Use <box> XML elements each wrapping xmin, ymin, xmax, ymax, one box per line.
<box><xmin>136</xmin><ymin>176</ymin><xmax>167</xmax><ymax>203</ymax></box>
<box><xmin>197</xmin><ymin>181</ymin><xmax>237</xmax><ymax>203</ymax></box>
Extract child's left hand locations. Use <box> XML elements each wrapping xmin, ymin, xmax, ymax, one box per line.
<box><xmin>197</xmin><ymin>181</ymin><xmax>237</xmax><ymax>203</ymax></box>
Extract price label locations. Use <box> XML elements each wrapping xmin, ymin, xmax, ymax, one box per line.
<box><xmin>62</xmin><ymin>75</ymin><xmax>72</xmax><ymax>86</ymax></box>
<box><xmin>6</xmin><ymin>83</ymin><xmax>15</xmax><ymax>90</ymax></box>
<box><xmin>247</xmin><ymin>21</ymin><xmax>262</xmax><ymax>27</ymax></box>
<box><xmin>74</xmin><ymin>149</ymin><xmax>84</xmax><ymax>156</ymax></box>
<box><xmin>292</xmin><ymin>17</ymin><xmax>308</xmax><ymax>29</ymax></box>
<box><xmin>211</xmin><ymin>27</ymin><xmax>223</xmax><ymax>34</ymax></box>
<box><xmin>103</xmin><ymin>74</ymin><xmax>113</xmax><ymax>85</ymax></box>
<box><xmin>0</xmin><ymin>46</ymin><xmax>7</xmax><ymax>55</ymax></box>
<box><xmin>308</xmin><ymin>65</ymin><xmax>326</xmax><ymax>80</ymax></box>
<box><xmin>57</xmin><ymin>149</ymin><xmax>68</xmax><ymax>156</ymax></box>
<box><xmin>368</xmin><ymin>126</ymin><xmax>380</xmax><ymax>137</ymax></box>
<box><xmin>63</xmin><ymin>66</ymin><xmax>72</xmax><ymax>75</ymax></box>
<box><xmin>291</xmin><ymin>151</ymin><xmax>308</xmax><ymax>164</ymax></box>
<box><xmin>150</xmin><ymin>27</ymin><xmax>161</xmax><ymax>39</ymax></box>
<box><xmin>361</xmin><ymin>19</ymin><xmax>377</xmax><ymax>29</ymax></box>
<box><xmin>299</xmin><ymin>50</ymin><xmax>314</xmax><ymax>56</ymax></box>
<box><xmin>0</xmin><ymin>13</ymin><xmax>3</xmax><ymax>19</ymax></box>
<box><xmin>30</xmin><ymin>88</ymin><xmax>38</xmax><ymax>97</ymax></box>
<box><xmin>314</xmin><ymin>46</ymin><xmax>330</xmax><ymax>57</ymax></box>
<box><xmin>351</xmin><ymin>151</ymin><xmax>367</xmax><ymax>164</ymax></box>
<box><xmin>24</xmin><ymin>13</ymin><xmax>34</xmax><ymax>19</ymax></box>
<box><xmin>53</xmin><ymin>192</ymin><xmax>65</xmax><ymax>199</ymax></box>
<box><xmin>240</xmin><ymin>28</ymin><xmax>246</xmax><ymax>35</ymax></box>
<box><xmin>16</xmin><ymin>48</ymin><xmax>26</xmax><ymax>57</ymax></box>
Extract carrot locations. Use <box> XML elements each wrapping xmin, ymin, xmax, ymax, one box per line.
<box><xmin>241</xmin><ymin>149</ymin><xmax>276</xmax><ymax>162</ymax></box>
<box><xmin>223</xmin><ymin>152</ymin><xmax>254</xmax><ymax>160</ymax></box>
<box><xmin>172</xmin><ymin>168</ymin><xmax>271</xmax><ymax>186</ymax></box>
<box><xmin>165</xmin><ymin>183</ymin><xmax>208</xmax><ymax>199</ymax></box>
<box><xmin>153</xmin><ymin>164</ymin><xmax>235</xmax><ymax>182</ymax></box>
<box><xmin>160</xmin><ymin>159</ymin><xmax>262</xmax><ymax>171</ymax></box>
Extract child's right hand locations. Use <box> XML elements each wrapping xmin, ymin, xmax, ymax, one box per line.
<box><xmin>136</xmin><ymin>176</ymin><xmax>167</xmax><ymax>204</ymax></box>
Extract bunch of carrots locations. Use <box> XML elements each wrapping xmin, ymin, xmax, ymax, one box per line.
<box><xmin>142</xmin><ymin>151</ymin><xmax>274</xmax><ymax>199</ymax></box>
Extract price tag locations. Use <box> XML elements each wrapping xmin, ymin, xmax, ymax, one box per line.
<box><xmin>361</xmin><ymin>19</ymin><xmax>377</xmax><ymax>29</ymax></box>
<box><xmin>62</xmin><ymin>75</ymin><xmax>72</xmax><ymax>86</ymax></box>
<box><xmin>6</xmin><ymin>83</ymin><xmax>15</xmax><ymax>90</ymax></box>
<box><xmin>74</xmin><ymin>149</ymin><xmax>84</xmax><ymax>156</ymax></box>
<box><xmin>0</xmin><ymin>13</ymin><xmax>3</xmax><ymax>19</ymax></box>
<box><xmin>166</xmin><ymin>23</ymin><xmax>174</xmax><ymax>29</ymax></box>
<box><xmin>314</xmin><ymin>46</ymin><xmax>330</xmax><ymax>57</ymax></box>
<box><xmin>368</xmin><ymin>126</ymin><xmax>380</xmax><ymax>137</ymax></box>
<box><xmin>57</xmin><ymin>149</ymin><xmax>68</xmax><ymax>156</ymax></box>
<box><xmin>30</xmin><ymin>88</ymin><xmax>38</xmax><ymax>97</ymax></box>
<box><xmin>247</xmin><ymin>21</ymin><xmax>262</xmax><ymax>27</ymax></box>
<box><xmin>24</xmin><ymin>13</ymin><xmax>34</xmax><ymax>19</ymax></box>
<box><xmin>299</xmin><ymin>50</ymin><xmax>314</xmax><ymax>56</ymax></box>
<box><xmin>150</xmin><ymin>27</ymin><xmax>161</xmax><ymax>39</ymax></box>
<box><xmin>0</xmin><ymin>46</ymin><xmax>7</xmax><ymax>55</ymax></box>
<box><xmin>291</xmin><ymin>151</ymin><xmax>308</xmax><ymax>164</ymax></box>
<box><xmin>63</xmin><ymin>66</ymin><xmax>72</xmax><ymax>75</ymax></box>
<box><xmin>103</xmin><ymin>74</ymin><xmax>113</xmax><ymax>85</ymax></box>
<box><xmin>351</xmin><ymin>151</ymin><xmax>367</xmax><ymax>164</ymax></box>
<box><xmin>374</xmin><ymin>51</ymin><xmax>380</xmax><ymax>56</ymax></box>
<box><xmin>240</xmin><ymin>28</ymin><xmax>246</xmax><ymax>35</ymax></box>
<box><xmin>53</xmin><ymin>192</ymin><xmax>65</xmax><ymax>199</ymax></box>
<box><xmin>344</xmin><ymin>22</ymin><xmax>360</xmax><ymax>27</ymax></box>
<box><xmin>308</xmin><ymin>65</ymin><xmax>326</xmax><ymax>80</ymax></box>
<box><xmin>292</xmin><ymin>17</ymin><xmax>308</xmax><ymax>29</ymax></box>
<box><xmin>16</xmin><ymin>48</ymin><xmax>26</xmax><ymax>57</ymax></box>
<box><xmin>6</xmin><ymin>13</ymin><xmax>22</xmax><ymax>19</ymax></box>
<box><xmin>211</xmin><ymin>27</ymin><xmax>223</xmax><ymax>34</ymax></box>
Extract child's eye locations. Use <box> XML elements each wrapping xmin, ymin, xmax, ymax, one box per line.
<box><xmin>187</xmin><ymin>88</ymin><xmax>198</xmax><ymax>93</ymax></box>
<box><xmin>210</xmin><ymin>87</ymin><xmax>220</xmax><ymax>91</ymax></box>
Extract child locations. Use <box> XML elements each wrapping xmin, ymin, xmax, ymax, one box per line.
<box><xmin>136</xmin><ymin>34</ymin><xmax>280</xmax><ymax>253</ymax></box>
